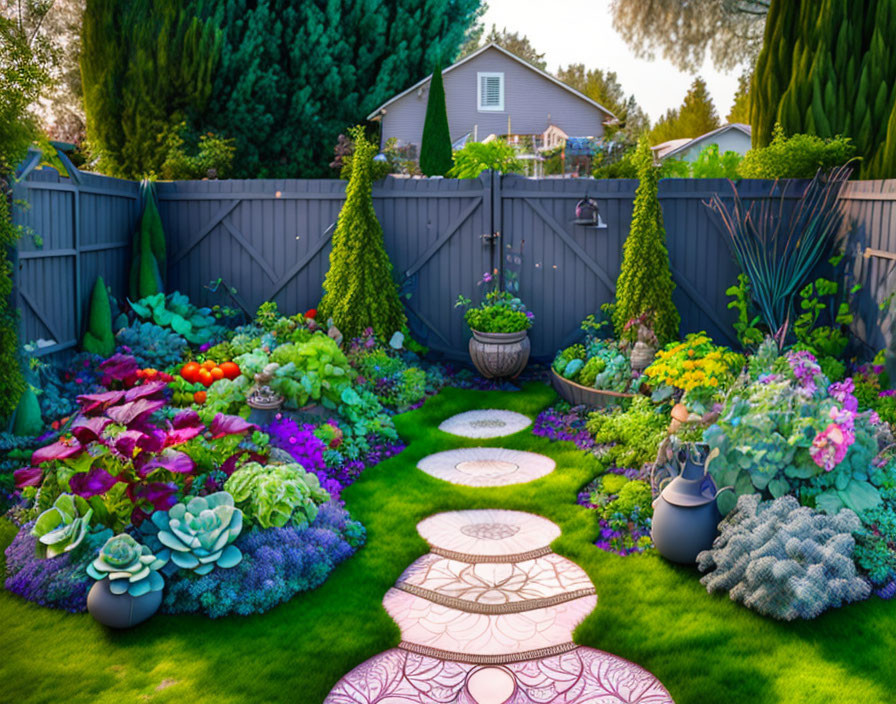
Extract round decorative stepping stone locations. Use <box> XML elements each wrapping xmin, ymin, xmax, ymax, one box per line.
<box><xmin>417</xmin><ymin>448</ymin><xmax>555</xmax><ymax>487</ymax></box>
<box><xmin>383</xmin><ymin>588</ymin><xmax>597</xmax><ymax>661</ymax></box>
<box><xmin>417</xmin><ymin>509</ymin><xmax>561</xmax><ymax>562</ymax></box>
<box><xmin>324</xmin><ymin>647</ymin><xmax>674</xmax><ymax>703</ymax></box>
<box><xmin>396</xmin><ymin>553</ymin><xmax>595</xmax><ymax>610</ymax></box>
<box><xmin>438</xmin><ymin>410</ymin><xmax>532</xmax><ymax>438</ymax></box>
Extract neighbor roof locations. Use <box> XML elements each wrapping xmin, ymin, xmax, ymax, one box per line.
<box><xmin>366</xmin><ymin>43</ymin><xmax>618</xmax><ymax>122</ymax></box>
<box><xmin>658</xmin><ymin>123</ymin><xmax>752</xmax><ymax>160</ymax></box>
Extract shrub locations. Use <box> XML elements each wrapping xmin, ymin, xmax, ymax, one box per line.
<box><xmin>318</xmin><ymin>126</ymin><xmax>406</xmax><ymax>340</ymax></box>
<box><xmin>611</xmin><ymin>137</ymin><xmax>679</xmax><ymax>344</ymax></box>
<box><xmin>160</xmin><ymin>502</ymin><xmax>364</xmax><ymax>618</ymax></box>
<box><xmin>690</xmin><ymin>144</ymin><xmax>742</xmax><ymax>178</ymax></box>
<box><xmin>116</xmin><ymin>321</ymin><xmax>186</xmax><ymax>369</ymax></box>
<box><xmin>81</xmin><ymin>276</ymin><xmax>115</xmax><ymax>357</ymax></box>
<box><xmin>129</xmin><ymin>291</ymin><xmax>223</xmax><ymax>346</ymax></box>
<box><xmin>159</xmin><ymin>122</ymin><xmax>236</xmax><ymax>180</ymax></box>
<box><xmin>697</xmin><ymin>494</ymin><xmax>870</xmax><ymax>620</ymax></box>
<box><xmin>738</xmin><ymin>126</ymin><xmax>855</xmax><ymax>179</ymax></box>
<box><xmin>586</xmin><ymin>395</ymin><xmax>669</xmax><ymax>468</ymax></box>
<box><xmin>128</xmin><ymin>183</ymin><xmax>166</xmax><ymax>299</ymax></box>
<box><xmin>448</xmin><ymin>140</ymin><xmax>525</xmax><ymax>178</ymax></box>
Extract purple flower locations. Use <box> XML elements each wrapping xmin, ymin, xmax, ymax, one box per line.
<box><xmin>136</xmin><ymin>449</ymin><xmax>195</xmax><ymax>477</ymax></box>
<box><xmin>69</xmin><ymin>466</ymin><xmax>119</xmax><ymax>497</ymax></box>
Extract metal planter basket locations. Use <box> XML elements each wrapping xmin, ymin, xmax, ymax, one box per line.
<box><xmin>550</xmin><ymin>368</ymin><xmax>635</xmax><ymax>408</ymax></box>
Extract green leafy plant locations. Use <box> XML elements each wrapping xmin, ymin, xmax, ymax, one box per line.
<box><xmin>553</xmin><ymin>337</ymin><xmax>632</xmax><ymax>393</ymax></box>
<box><xmin>739</xmin><ymin>125</ymin><xmax>855</xmax><ymax>179</ymax></box>
<box><xmin>82</xmin><ymin>276</ymin><xmax>115</xmax><ymax>357</ymax></box>
<box><xmin>159</xmin><ymin>122</ymin><xmax>236</xmax><ymax>180</ymax></box>
<box><xmin>792</xmin><ymin>274</ymin><xmax>857</xmax><ymax>380</ymax></box>
<box><xmin>30</xmin><ymin>494</ymin><xmax>93</xmax><ymax>558</ymax></box>
<box><xmin>612</xmin><ymin>136</ymin><xmax>680</xmax><ymax>344</ymax></box>
<box><xmin>318</xmin><ymin>126</ymin><xmax>406</xmax><ymax>340</ymax></box>
<box><xmin>706</xmin><ymin>163</ymin><xmax>852</xmax><ymax>339</ymax></box>
<box><xmin>147</xmin><ymin>492</ymin><xmax>243</xmax><ymax>575</ymax></box>
<box><xmin>455</xmin><ymin>273</ymin><xmax>533</xmax><ymax>333</ymax></box>
<box><xmin>690</xmin><ymin>144</ymin><xmax>743</xmax><ymax>179</ymax></box>
<box><xmin>224</xmin><ymin>462</ymin><xmax>329</xmax><ymax>529</ymax></box>
<box><xmin>129</xmin><ymin>291</ymin><xmax>222</xmax><ymax>345</ymax></box>
<box><xmin>586</xmin><ymin>395</ymin><xmax>669</xmax><ymax>468</ymax></box>
<box><xmin>448</xmin><ymin>140</ymin><xmax>525</xmax><ymax>179</ymax></box>
<box><xmin>725</xmin><ymin>274</ymin><xmax>764</xmax><ymax>349</ymax></box>
<box><xmin>86</xmin><ymin>533</ymin><xmax>166</xmax><ymax>597</ymax></box>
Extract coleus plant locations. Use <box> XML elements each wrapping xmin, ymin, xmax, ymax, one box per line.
<box><xmin>15</xmin><ymin>381</ymin><xmax>261</xmax><ymax>530</ymax></box>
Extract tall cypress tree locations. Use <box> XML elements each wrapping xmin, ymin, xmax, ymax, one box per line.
<box><xmin>420</xmin><ymin>58</ymin><xmax>453</xmax><ymax>176</ymax></box>
<box><xmin>81</xmin><ymin>0</ymin><xmax>222</xmax><ymax>178</ymax></box>
<box><xmin>751</xmin><ymin>0</ymin><xmax>896</xmax><ymax>177</ymax></box>
<box><xmin>612</xmin><ymin>137</ymin><xmax>679</xmax><ymax>344</ymax></box>
<box><xmin>318</xmin><ymin>127</ymin><xmax>406</xmax><ymax>339</ymax></box>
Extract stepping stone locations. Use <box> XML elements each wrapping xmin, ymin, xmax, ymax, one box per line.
<box><xmin>417</xmin><ymin>447</ymin><xmax>555</xmax><ymax>487</ymax></box>
<box><xmin>383</xmin><ymin>588</ymin><xmax>597</xmax><ymax>661</ymax></box>
<box><xmin>438</xmin><ymin>409</ymin><xmax>532</xmax><ymax>438</ymax></box>
<box><xmin>324</xmin><ymin>647</ymin><xmax>674</xmax><ymax>703</ymax></box>
<box><xmin>395</xmin><ymin>552</ymin><xmax>595</xmax><ymax>610</ymax></box>
<box><xmin>417</xmin><ymin>509</ymin><xmax>561</xmax><ymax>562</ymax></box>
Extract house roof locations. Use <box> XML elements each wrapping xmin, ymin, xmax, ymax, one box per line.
<box><xmin>651</xmin><ymin>138</ymin><xmax>691</xmax><ymax>160</ymax></box>
<box><xmin>657</xmin><ymin>123</ymin><xmax>752</xmax><ymax>160</ymax></box>
<box><xmin>366</xmin><ymin>43</ymin><xmax>618</xmax><ymax>122</ymax></box>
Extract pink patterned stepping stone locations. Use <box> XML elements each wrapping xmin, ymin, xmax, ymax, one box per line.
<box><xmin>417</xmin><ymin>448</ymin><xmax>555</xmax><ymax>487</ymax></box>
<box><xmin>396</xmin><ymin>552</ymin><xmax>595</xmax><ymax>609</ymax></box>
<box><xmin>324</xmin><ymin>647</ymin><xmax>674</xmax><ymax>703</ymax></box>
<box><xmin>382</xmin><ymin>588</ymin><xmax>597</xmax><ymax>662</ymax></box>
<box><xmin>417</xmin><ymin>510</ymin><xmax>562</xmax><ymax>562</ymax></box>
<box><xmin>438</xmin><ymin>410</ymin><xmax>532</xmax><ymax>438</ymax></box>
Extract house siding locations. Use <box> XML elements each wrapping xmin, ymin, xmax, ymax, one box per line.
<box><xmin>378</xmin><ymin>47</ymin><xmax>608</xmax><ymax>151</ymax></box>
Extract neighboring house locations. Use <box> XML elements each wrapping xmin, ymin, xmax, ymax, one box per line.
<box><xmin>652</xmin><ymin>124</ymin><xmax>753</xmax><ymax>163</ymax></box>
<box><xmin>367</xmin><ymin>43</ymin><xmax>616</xmax><ymax>157</ymax></box>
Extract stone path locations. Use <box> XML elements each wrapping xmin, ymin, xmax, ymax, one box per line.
<box><xmin>325</xmin><ymin>410</ymin><xmax>673</xmax><ymax>704</ymax></box>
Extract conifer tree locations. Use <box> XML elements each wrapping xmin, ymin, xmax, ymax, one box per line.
<box><xmin>82</xmin><ymin>276</ymin><xmax>115</xmax><ymax>357</ymax></box>
<box><xmin>128</xmin><ymin>184</ymin><xmax>166</xmax><ymax>300</ymax></box>
<box><xmin>751</xmin><ymin>0</ymin><xmax>896</xmax><ymax>177</ymax></box>
<box><xmin>612</xmin><ymin>137</ymin><xmax>679</xmax><ymax>344</ymax></box>
<box><xmin>649</xmin><ymin>78</ymin><xmax>720</xmax><ymax>143</ymax></box>
<box><xmin>318</xmin><ymin>127</ymin><xmax>406</xmax><ymax>340</ymax></box>
<box><xmin>420</xmin><ymin>58</ymin><xmax>453</xmax><ymax>176</ymax></box>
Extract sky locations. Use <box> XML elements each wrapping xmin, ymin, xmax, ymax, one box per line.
<box><xmin>480</xmin><ymin>0</ymin><xmax>745</xmax><ymax>123</ymax></box>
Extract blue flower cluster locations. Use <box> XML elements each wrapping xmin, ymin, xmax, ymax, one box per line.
<box><xmin>160</xmin><ymin>502</ymin><xmax>365</xmax><ymax>618</ymax></box>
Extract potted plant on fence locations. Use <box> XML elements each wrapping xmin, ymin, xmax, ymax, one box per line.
<box><xmin>455</xmin><ymin>273</ymin><xmax>533</xmax><ymax>379</ymax></box>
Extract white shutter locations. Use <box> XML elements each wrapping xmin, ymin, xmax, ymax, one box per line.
<box><xmin>477</xmin><ymin>73</ymin><xmax>504</xmax><ymax>111</ymax></box>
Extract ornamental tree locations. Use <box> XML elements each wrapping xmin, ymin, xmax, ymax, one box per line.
<box><xmin>420</xmin><ymin>58</ymin><xmax>453</xmax><ymax>177</ymax></box>
<box><xmin>318</xmin><ymin>127</ymin><xmax>406</xmax><ymax>340</ymax></box>
<box><xmin>612</xmin><ymin>137</ymin><xmax>680</xmax><ymax>344</ymax></box>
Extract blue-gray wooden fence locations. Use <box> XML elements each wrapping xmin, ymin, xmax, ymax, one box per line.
<box><xmin>10</xmin><ymin>160</ymin><xmax>896</xmax><ymax>361</ymax></box>
<box><xmin>10</xmin><ymin>150</ymin><xmax>141</xmax><ymax>358</ymax></box>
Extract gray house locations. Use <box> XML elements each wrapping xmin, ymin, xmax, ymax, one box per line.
<box><xmin>367</xmin><ymin>43</ymin><xmax>616</xmax><ymax>156</ymax></box>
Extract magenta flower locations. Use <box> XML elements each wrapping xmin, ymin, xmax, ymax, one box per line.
<box><xmin>76</xmin><ymin>389</ymin><xmax>125</xmax><ymax>415</ymax></box>
<box><xmin>31</xmin><ymin>438</ymin><xmax>83</xmax><ymax>466</ymax></box>
<box><xmin>71</xmin><ymin>416</ymin><xmax>112</xmax><ymax>444</ymax></box>
<box><xmin>105</xmin><ymin>397</ymin><xmax>166</xmax><ymax>426</ymax></box>
<box><xmin>123</xmin><ymin>381</ymin><xmax>168</xmax><ymax>402</ymax></box>
<box><xmin>14</xmin><ymin>467</ymin><xmax>43</xmax><ymax>488</ymax></box>
<box><xmin>69</xmin><ymin>466</ymin><xmax>119</xmax><ymax>497</ymax></box>
<box><xmin>210</xmin><ymin>413</ymin><xmax>257</xmax><ymax>439</ymax></box>
<box><xmin>136</xmin><ymin>449</ymin><xmax>195</xmax><ymax>477</ymax></box>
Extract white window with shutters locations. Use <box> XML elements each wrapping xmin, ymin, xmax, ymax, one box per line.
<box><xmin>477</xmin><ymin>72</ymin><xmax>504</xmax><ymax>111</ymax></box>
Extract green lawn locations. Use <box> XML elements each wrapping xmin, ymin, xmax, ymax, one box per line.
<box><xmin>1</xmin><ymin>382</ymin><xmax>894</xmax><ymax>704</ymax></box>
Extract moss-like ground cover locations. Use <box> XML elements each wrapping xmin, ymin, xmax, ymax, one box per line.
<box><xmin>1</xmin><ymin>383</ymin><xmax>894</xmax><ymax>704</ymax></box>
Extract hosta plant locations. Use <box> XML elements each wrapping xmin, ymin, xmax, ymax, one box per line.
<box><xmin>31</xmin><ymin>494</ymin><xmax>93</xmax><ymax>558</ymax></box>
<box><xmin>87</xmin><ymin>533</ymin><xmax>166</xmax><ymax>597</ymax></box>
<box><xmin>148</xmin><ymin>492</ymin><xmax>243</xmax><ymax>575</ymax></box>
<box><xmin>697</xmin><ymin>494</ymin><xmax>870</xmax><ymax>620</ymax></box>
<box><xmin>129</xmin><ymin>291</ymin><xmax>224</xmax><ymax>345</ymax></box>
<box><xmin>224</xmin><ymin>462</ymin><xmax>330</xmax><ymax>529</ymax></box>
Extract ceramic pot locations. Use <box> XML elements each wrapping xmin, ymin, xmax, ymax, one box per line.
<box><xmin>87</xmin><ymin>579</ymin><xmax>162</xmax><ymax>629</ymax></box>
<box><xmin>651</xmin><ymin>444</ymin><xmax>732</xmax><ymax>564</ymax></box>
<box><xmin>468</xmin><ymin>329</ymin><xmax>530</xmax><ymax>379</ymax></box>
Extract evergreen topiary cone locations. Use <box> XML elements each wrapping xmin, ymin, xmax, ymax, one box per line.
<box><xmin>128</xmin><ymin>183</ymin><xmax>165</xmax><ymax>299</ymax></box>
<box><xmin>12</xmin><ymin>387</ymin><xmax>42</xmax><ymax>437</ymax></box>
<box><xmin>612</xmin><ymin>137</ymin><xmax>680</xmax><ymax>344</ymax></box>
<box><xmin>318</xmin><ymin>126</ymin><xmax>406</xmax><ymax>340</ymax></box>
<box><xmin>82</xmin><ymin>276</ymin><xmax>116</xmax><ymax>357</ymax></box>
<box><xmin>420</xmin><ymin>57</ymin><xmax>453</xmax><ymax>177</ymax></box>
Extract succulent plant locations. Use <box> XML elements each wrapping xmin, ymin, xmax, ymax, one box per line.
<box><xmin>87</xmin><ymin>534</ymin><xmax>166</xmax><ymax>596</ymax></box>
<box><xmin>31</xmin><ymin>494</ymin><xmax>93</xmax><ymax>558</ymax></box>
<box><xmin>149</xmin><ymin>492</ymin><xmax>243</xmax><ymax>575</ymax></box>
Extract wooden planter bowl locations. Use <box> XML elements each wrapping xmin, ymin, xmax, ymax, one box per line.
<box><xmin>550</xmin><ymin>368</ymin><xmax>636</xmax><ymax>408</ymax></box>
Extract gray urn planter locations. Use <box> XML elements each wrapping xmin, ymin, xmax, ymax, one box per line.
<box><xmin>87</xmin><ymin>579</ymin><xmax>162</xmax><ymax>629</ymax></box>
<box><xmin>469</xmin><ymin>329</ymin><xmax>530</xmax><ymax>379</ymax></box>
